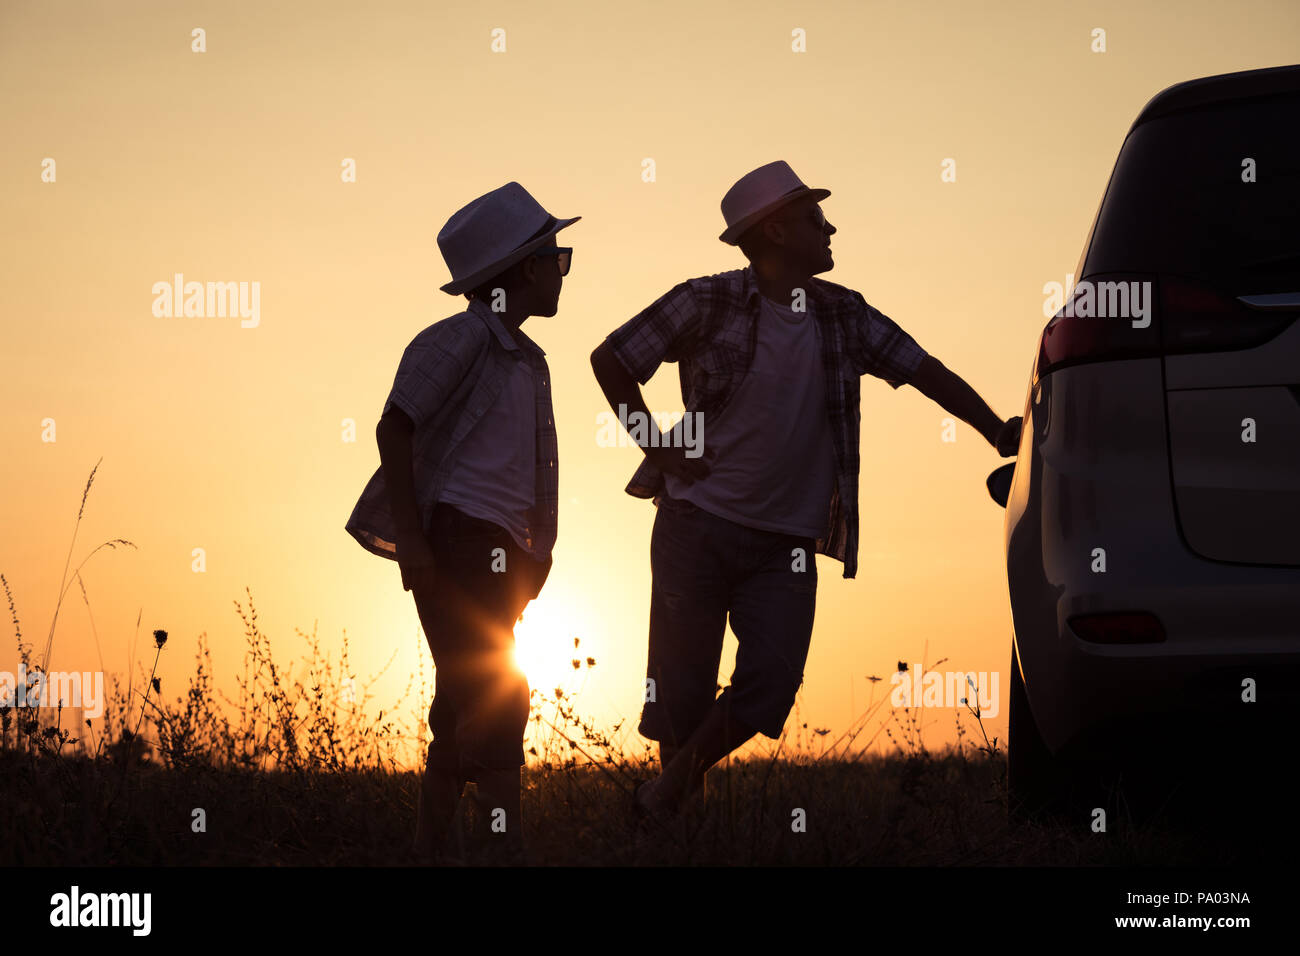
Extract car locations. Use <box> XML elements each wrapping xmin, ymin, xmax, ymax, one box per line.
<box><xmin>987</xmin><ymin>64</ymin><xmax>1300</xmax><ymax>822</ymax></box>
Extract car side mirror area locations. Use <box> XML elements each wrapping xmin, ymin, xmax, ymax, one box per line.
<box><xmin>987</xmin><ymin>462</ymin><xmax>1016</xmax><ymax>508</ymax></box>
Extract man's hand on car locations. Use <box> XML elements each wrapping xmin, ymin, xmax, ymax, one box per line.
<box><xmin>995</xmin><ymin>416</ymin><xmax>1023</xmax><ymax>457</ymax></box>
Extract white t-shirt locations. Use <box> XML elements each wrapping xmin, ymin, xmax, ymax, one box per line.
<box><xmin>437</xmin><ymin>356</ymin><xmax>537</xmax><ymax>551</ymax></box>
<box><xmin>664</xmin><ymin>295</ymin><xmax>836</xmax><ymax>538</ymax></box>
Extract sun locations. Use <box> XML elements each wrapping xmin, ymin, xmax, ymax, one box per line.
<box><xmin>511</xmin><ymin>594</ymin><xmax>593</xmax><ymax>693</ymax></box>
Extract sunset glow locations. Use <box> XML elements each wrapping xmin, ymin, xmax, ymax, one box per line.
<box><xmin>4</xmin><ymin>1</ymin><xmax>1296</xmax><ymax>780</ymax></box>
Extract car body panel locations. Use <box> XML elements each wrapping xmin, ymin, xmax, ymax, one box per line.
<box><xmin>1005</xmin><ymin>65</ymin><xmax>1300</xmax><ymax>760</ymax></box>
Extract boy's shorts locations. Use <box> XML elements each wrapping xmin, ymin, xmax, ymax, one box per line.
<box><xmin>412</xmin><ymin>502</ymin><xmax>544</xmax><ymax>772</ymax></box>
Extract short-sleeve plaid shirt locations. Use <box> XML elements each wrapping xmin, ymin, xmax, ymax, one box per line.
<box><xmin>604</xmin><ymin>263</ymin><xmax>927</xmax><ymax>579</ymax></box>
<box><xmin>346</xmin><ymin>297</ymin><xmax>558</xmax><ymax>561</ymax></box>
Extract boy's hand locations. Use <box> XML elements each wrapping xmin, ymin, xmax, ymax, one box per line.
<box><xmin>396</xmin><ymin>532</ymin><xmax>437</xmax><ymax>592</ymax></box>
<box><xmin>994</xmin><ymin>416</ymin><xmax>1023</xmax><ymax>457</ymax></box>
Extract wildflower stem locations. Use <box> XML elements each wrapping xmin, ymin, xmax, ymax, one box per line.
<box><xmin>134</xmin><ymin>645</ymin><xmax>162</xmax><ymax>741</ymax></box>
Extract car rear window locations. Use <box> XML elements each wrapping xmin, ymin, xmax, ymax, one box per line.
<box><xmin>1085</xmin><ymin>93</ymin><xmax>1300</xmax><ymax>293</ymax></box>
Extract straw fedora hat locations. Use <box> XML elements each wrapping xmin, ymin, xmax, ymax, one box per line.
<box><xmin>438</xmin><ymin>182</ymin><xmax>580</xmax><ymax>294</ymax></box>
<box><xmin>718</xmin><ymin>160</ymin><xmax>831</xmax><ymax>245</ymax></box>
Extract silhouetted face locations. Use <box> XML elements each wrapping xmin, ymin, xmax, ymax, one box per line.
<box><xmin>528</xmin><ymin>238</ymin><xmax>565</xmax><ymax>317</ymax></box>
<box><xmin>766</xmin><ymin>197</ymin><xmax>837</xmax><ymax>275</ymax></box>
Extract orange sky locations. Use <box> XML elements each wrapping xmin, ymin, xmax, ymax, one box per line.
<box><xmin>3</xmin><ymin>0</ymin><xmax>1297</xmax><ymax>770</ymax></box>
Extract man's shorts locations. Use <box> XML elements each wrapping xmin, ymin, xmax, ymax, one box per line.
<box><xmin>638</xmin><ymin>494</ymin><xmax>818</xmax><ymax>743</ymax></box>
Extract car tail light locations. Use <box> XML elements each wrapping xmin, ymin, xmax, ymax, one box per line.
<box><xmin>1033</xmin><ymin>273</ymin><xmax>1162</xmax><ymax>383</ymax></box>
<box><xmin>1160</xmin><ymin>275</ymin><xmax>1296</xmax><ymax>352</ymax></box>
<box><xmin>1068</xmin><ymin>611</ymin><xmax>1166</xmax><ymax>644</ymax></box>
<box><xmin>1033</xmin><ymin>274</ymin><xmax>1297</xmax><ymax>383</ymax></box>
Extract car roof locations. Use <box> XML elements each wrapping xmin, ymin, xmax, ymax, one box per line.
<box><xmin>1131</xmin><ymin>63</ymin><xmax>1300</xmax><ymax>129</ymax></box>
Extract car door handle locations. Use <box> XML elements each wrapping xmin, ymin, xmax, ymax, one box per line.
<box><xmin>1237</xmin><ymin>292</ymin><xmax>1300</xmax><ymax>311</ymax></box>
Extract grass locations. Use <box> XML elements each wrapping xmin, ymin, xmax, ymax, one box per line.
<box><xmin>0</xmin><ymin>460</ymin><xmax>1289</xmax><ymax>866</ymax></box>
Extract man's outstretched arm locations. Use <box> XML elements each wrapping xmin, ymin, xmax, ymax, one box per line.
<box><xmin>908</xmin><ymin>354</ymin><xmax>1020</xmax><ymax>455</ymax></box>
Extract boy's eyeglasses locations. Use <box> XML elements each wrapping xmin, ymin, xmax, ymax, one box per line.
<box><xmin>532</xmin><ymin>247</ymin><xmax>573</xmax><ymax>276</ymax></box>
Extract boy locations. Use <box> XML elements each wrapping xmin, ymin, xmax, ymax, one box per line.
<box><xmin>346</xmin><ymin>182</ymin><xmax>578</xmax><ymax>859</ymax></box>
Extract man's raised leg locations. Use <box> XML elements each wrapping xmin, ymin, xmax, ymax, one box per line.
<box><xmin>659</xmin><ymin>741</ymin><xmax>710</xmax><ymax>803</ymax></box>
<box><xmin>642</xmin><ymin>698</ymin><xmax>755</xmax><ymax>813</ymax></box>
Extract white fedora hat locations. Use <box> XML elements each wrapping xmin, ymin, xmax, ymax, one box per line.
<box><xmin>437</xmin><ymin>182</ymin><xmax>580</xmax><ymax>295</ymax></box>
<box><xmin>719</xmin><ymin>160</ymin><xmax>831</xmax><ymax>245</ymax></box>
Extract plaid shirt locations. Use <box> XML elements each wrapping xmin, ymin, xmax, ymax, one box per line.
<box><xmin>346</xmin><ymin>297</ymin><xmax>558</xmax><ymax>562</ymax></box>
<box><xmin>604</xmin><ymin>263</ymin><xmax>927</xmax><ymax>579</ymax></box>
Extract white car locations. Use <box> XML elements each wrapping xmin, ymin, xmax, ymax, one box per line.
<box><xmin>988</xmin><ymin>64</ymin><xmax>1300</xmax><ymax>821</ymax></box>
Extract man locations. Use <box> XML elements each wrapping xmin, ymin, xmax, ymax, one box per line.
<box><xmin>346</xmin><ymin>181</ymin><xmax>578</xmax><ymax>859</ymax></box>
<box><xmin>590</xmin><ymin>160</ymin><xmax>1020</xmax><ymax>815</ymax></box>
